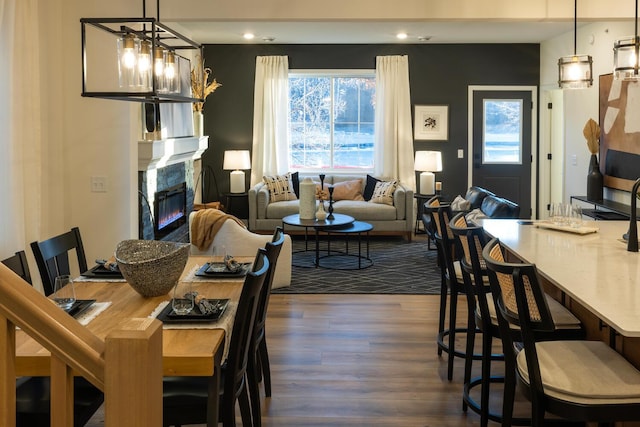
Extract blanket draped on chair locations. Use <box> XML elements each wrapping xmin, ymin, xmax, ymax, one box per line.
<box><xmin>191</xmin><ymin>209</ymin><xmax>246</xmax><ymax>251</ymax></box>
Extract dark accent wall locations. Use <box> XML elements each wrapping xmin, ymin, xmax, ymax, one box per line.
<box><xmin>201</xmin><ymin>44</ymin><xmax>539</xmax><ymax>201</ymax></box>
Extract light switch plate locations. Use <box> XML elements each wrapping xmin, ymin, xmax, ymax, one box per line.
<box><xmin>457</xmin><ymin>149</ymin><xmax>464</xmax><ymax>159</ymax></box>
<box><xmin>91</xmin><ymin>176</ymin><xmax>107</xmax><ymax>192</ymax></box>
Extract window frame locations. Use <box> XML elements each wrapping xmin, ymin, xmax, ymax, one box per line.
<box><xmin>288</xmin><ymin>69</ymin><xmax>376</xmax><ymax>174</ymax></box>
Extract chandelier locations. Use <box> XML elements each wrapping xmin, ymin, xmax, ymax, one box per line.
<box><xmin>557</xmin><ymin>0</ymin><xmax>593</xmax><ymax>89</ymax></box>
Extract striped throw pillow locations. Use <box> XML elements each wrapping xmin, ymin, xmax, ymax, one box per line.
<box><xmin>263</xmin><ymin>173</ymin><xmax>297</xmax><ymax>202</ymax></box>
<box><xmin>369</xmin><ymin>180</ymin><xmax>397</xmax><ymax>206</ymax></box>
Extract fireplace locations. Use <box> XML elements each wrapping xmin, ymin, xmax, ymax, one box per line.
<box><xmin>154</xmin><ymin>182</ymin><xmax>187</xmax><ymax>239</ymax></box>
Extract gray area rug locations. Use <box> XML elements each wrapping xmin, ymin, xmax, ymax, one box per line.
<box><xmin>273</xmin><ymin>236</ymin><xmax>441</xmax><ymax>294</ymax></box>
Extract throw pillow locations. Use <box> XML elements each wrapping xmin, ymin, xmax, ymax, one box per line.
<box><xmin>369</xmin><ymin>180</ymin><xmax>397</xmax><ymax>206</ymax></box>
<box><xmin>330</xmin><ymin>179</ymin><xmax>364</xmax><ymax>201</ymax></box>
<box><xmin>263</xmin><ymin>173</ymin><xmax>297</xmax><ymax>202</ymax></box>
<box><xmin>363</xmin><ymin>174</ymin><xmax>381</xmax><ymax>201</ymax></box>
<box><xmin>290</xmin><ymin>172</ymin><xmax>300</xmax><ymax>198</ymax></box>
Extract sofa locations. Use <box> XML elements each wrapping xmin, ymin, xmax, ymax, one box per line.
<box><xmin>463</xmin><ymin>186</ymin><xmax>521</xmax><ymax>219</ymax></box>
<box><xmin>248</xmin><ymin>174</ymin><xmax>414</xmax><ymax>240</ymax></box>
<box><xmin>188</xmin><ymin>211</ymin><xmax>292</xmax><ymax>289</ymax></box>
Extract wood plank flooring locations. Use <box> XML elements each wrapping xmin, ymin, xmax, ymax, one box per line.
<box><xmin>87</xmin><ymin>293</ymin><xmax>500</xmax><ymax>426</ymax></box>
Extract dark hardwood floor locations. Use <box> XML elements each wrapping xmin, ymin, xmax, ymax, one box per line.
<box><xmin>87</xmin><ymin>292</ymin><xmax>523</xmax><ymax>426</ymax></box>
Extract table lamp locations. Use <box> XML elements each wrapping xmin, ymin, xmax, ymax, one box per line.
<box><xmin>414</xmin><ymin>151</ymin><xmax>442</xmax><ymax>195</ymax></box>
<box><xmin>223</xmin><ymin>150</ymin><xmax>251</xmax><ymax>193</ymax></box>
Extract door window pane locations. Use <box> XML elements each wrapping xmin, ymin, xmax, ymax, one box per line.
<box><xmin>482</xmin><ymin>99</ymin><xmax>523</xmax><ymax>164</ymax></box>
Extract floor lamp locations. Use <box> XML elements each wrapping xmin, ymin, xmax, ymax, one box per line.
<box><xmin>414</xmin><ymin>151</ymin><xmax>442</xmax><ymax>195</ymax></box>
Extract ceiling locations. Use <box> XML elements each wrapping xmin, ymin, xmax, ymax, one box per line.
<box><xmin>170</xmin><ymin>20</ymin><xmax>579</xmax><ymax>45</ymax></box>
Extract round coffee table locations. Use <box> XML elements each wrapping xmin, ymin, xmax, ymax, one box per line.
<box><xmin>282</xmin><ymin>213</ymin><xmax>354</xmax><ymax>267</ymax></box>
<box><xmin>316</xmin><ymin>220</ymin><xmax>374</xmax><ymax>270</ymax></box>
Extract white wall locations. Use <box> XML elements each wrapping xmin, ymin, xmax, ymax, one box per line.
<box><xmin>38</xmin><ymin>0</ymin><xmax>140</xmax><ymax>267</ymax></box>
<box><xmin>540</xmin><ymin>20</ymin><xmax>636</xmax><ymax>205</ymax></box>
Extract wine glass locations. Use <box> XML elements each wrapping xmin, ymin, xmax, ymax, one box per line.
<box><xmin>172</xmin><ymin>281</ymin><xmax>194</xmax><ymax>315</ymax></box>
<box><xmin>53</xmin><ymin>275</ymin><xmax>76</xmax><ymax>310</ymax></box>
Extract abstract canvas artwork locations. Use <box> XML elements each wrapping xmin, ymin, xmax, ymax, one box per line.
<box><xmin>599</xmin><ymin>74</ymin><xmax>640</xmax><ymax>192</ymax></box>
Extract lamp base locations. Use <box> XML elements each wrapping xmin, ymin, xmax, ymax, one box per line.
<box><xmin>420</xmin><ymin>172</ymin><xmax>435</xmax><ymax>195</ymax></box>
<box><xmin>229</xmin><ymin>170</ymin><xmax>245</xmax><ymax>193</ymax></box>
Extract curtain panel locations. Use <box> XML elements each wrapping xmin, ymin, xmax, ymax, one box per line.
<box><xmin>374</xmin><ymin>55</ymin><xmax>416</xmax><ymax>190</ymax></box>
<box><xmin>250</xmin><ymin>55</ymin><xmax>289</xmax><ymax>186</ymax></box>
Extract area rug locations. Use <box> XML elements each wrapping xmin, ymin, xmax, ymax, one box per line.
<box><xmin>273</xmin><ymin>236</ymin><xmax>441</xmax><ymax>294</ymax></box>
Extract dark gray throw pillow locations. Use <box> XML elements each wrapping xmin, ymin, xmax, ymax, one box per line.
<box><xmin>363</xmin><ymin>174</ymin><xmax>380</xmax><ymax>201</ymax></box>
<box><xmin>291</xmin><ymin>171</ymin><xmax>299</xmax><ymax>198</ymax></box>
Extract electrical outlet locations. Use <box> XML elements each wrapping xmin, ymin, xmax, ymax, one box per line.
<box><xmin>571</xmin><ymin>154</ymin><xmax>577</xmax><ymax>166</ymax></box>
<box><xmin>91</xmin><ymin>176</ymin><xmax>107</xmax><ymax>192</ymax></box>
<box><xmin>457</xmin><ymin>149</ymin><xmax>464</xmax><ymax>159</ymax></box>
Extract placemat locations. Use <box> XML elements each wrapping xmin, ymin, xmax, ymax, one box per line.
<box><xmin>534</xmin><ymin>221</ymin><xmax>599</xmax><ymax>235</ymax></box>
<box><xmin>76</xmin><ymin>302</ymin><xmax>112</xmax><ymax>326</ymax></box>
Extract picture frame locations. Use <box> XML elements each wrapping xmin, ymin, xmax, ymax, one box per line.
<box><xmin>414</xmin><ymin>105</ymin><xmax>449</xmax><ymax>141</ymax></box>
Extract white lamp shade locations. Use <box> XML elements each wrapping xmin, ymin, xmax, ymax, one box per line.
<box><xmin>414</xmin><ymin>151</ymin><xmax>443</xmax><ymax>172</ymax></box>
<box><xmin>223</xmin><ymin>150</ymin><xmax>251</xmax><ymax>170</ymax></box>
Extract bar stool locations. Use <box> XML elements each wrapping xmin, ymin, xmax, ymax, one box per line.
<box><xmin>484</xmin><ymin>237</ymin><xmax>640</xmax><ymax>427</ymax></box>
<box><xmin>424</xmin><ymin>202</ymin><xmax>481</xmax><ymax>381</ymax></box>
<box><xmin>450</xmin><ymin>213</ymin><xmax>586</xmax><ymax>426</ymax></box>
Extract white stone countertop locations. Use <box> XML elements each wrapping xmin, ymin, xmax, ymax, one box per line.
<box><xmin>478</xmin><ymin>219</ymin><xmax>640</xmax><ymax>337</ymax></box>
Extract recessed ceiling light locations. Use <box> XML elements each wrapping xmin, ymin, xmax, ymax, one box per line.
<box><xmin>243</xmin><ymin>33</ymin><xmax>255</xmax><ymax>40</ymax></box>
<box><xmin>396</xmin><ymin>33</ymin><xmax>408</xmax><ymax>40</ymax></box>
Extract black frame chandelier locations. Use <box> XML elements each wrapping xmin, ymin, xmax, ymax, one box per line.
<box><xmin>613</xmin><ymin>0</ymin><xmax>640</xmax><ymax>80</ymax></box>
<box><xmin>557</xmin><ymin>0</ymin><xmax>593</xmax><ymax>89</ymax></box>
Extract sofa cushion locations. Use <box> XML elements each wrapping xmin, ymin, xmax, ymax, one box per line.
<box><xmin>263</xmin><ymin>173</ymin><xmax>297</xmax><ymax>202</ymax></box>
<box><xmin>369</xmin><ymin>180</ymin><xmax>397</xmax><ymax>206</ymax></box>
<box><xmin>331</xmin><ymin>179</ymin><xmax>364</xmax><ymax>201</ymax></box>
<box><xmin>332</xmin><ymin>200</ymin><xmax>398</xmax><ymax>221</ymax></box>
<box><xmin>465</xmin><ymin>186</ymin><xmax>495</xmax><ymax>209</ymax></box>
<box><xmin>480</xmin><ymin>195</ymin><xmax>520</xmax><ymax>218</ymax></box>
<box><xmin>363</xmin><ymin>174</ymin><xmax>381</xmax><ymax>201</ymax></box>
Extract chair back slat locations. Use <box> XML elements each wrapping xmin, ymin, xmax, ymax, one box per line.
<box><xmin>1</xmin><ymin>251</ymin><xmax>32</xmax><ymax>285</ymax></box>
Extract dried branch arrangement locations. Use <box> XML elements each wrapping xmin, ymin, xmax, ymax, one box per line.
<box><xmin>191</xmin><ymin>55</ymin><xmax>221</xmax><ymax>112</ymax></box>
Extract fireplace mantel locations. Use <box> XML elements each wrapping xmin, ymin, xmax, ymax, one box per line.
<box><xmin>138</xmin><ymin>136</ymin><xmax>209</xmax><ymax>171</ymax></box>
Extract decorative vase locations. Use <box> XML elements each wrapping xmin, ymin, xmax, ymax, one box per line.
<box><xmin>316</xmin><ymin>200</ymin><xmax>327</xmax><ymax>221</ymax></box>
<box><xmin>193</xmin><ymin>111</ymin><xmax>204</xmax><ymax>137</ymax></box>
<box><xmin>586</xmin><ymin>154</ymin><xmax>603</xmax><ymax>201</ymax></box>
<box><xmin>299</xmin><ymin>177</ymin><xmax>316</xmax><ymax>220</ymax></box>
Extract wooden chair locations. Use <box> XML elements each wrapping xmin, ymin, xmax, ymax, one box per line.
<box><xmin>30</xmin><ymin>227</ymin><xmax>88</xmax><ymax>296</ymax></box>
<box><xmin>423</xmin><ymin>202</ymin><xmax>479</xmax><ymax>381</ymax></box>
<box><xmin>163</xmin><ymin>247</ymin><xmax>270</xmax><ymax>427</ymax></box>
<box><xmin>1</xmin><ymin>250</ymin><xmax>32</xmax><ymax>284</ymax></box>
<box><xmin>2</xmin><ymin>250</ymin><xmax>104</xmax><ymax>427</ymax></box>
<box><xmin>483</xmin><ymin>238</ymin><xmax>640</xmax><ymax>427</ymax></box>
<box><xmin>247</xmin><ymin>226</ymin><xmax>285</xmax><ymax>427</ymax></box>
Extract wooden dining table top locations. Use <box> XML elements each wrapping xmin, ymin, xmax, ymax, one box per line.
<box><xmin>15</xmin><ymin>255</ymin><xmax>249</xmax><ymax>377</ymax></box>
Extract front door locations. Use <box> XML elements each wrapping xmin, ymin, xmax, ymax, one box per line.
<box><xmin>470</xmin><ymin>88</ymin><xmax>535</xmax><ymax>218</ymax></box>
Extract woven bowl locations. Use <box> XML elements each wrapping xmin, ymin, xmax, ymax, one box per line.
<box><xmin>115</xmin><ymin>240</ymin><xmax>190</xmax><ymax>297</ymax></box>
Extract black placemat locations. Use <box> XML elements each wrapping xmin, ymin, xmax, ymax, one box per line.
<box><xmin>195</xmin><ymin>262</ymin><xmax>250</xmax><ymax>278</ymax></box>
<box><xmin>156</xmin><ymin>299</ymin><xmax>229</xmax><ymax>323</ymax></box>
<box><xmin>81</xmin><ymin>264</ymin><xmax>123</xmax><ymax>279</ymax></box>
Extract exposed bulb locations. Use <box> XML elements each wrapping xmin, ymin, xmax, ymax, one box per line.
<box><xmin>121</xmin><ymin>34</ymin><xmax>137</xmax><ymax>69</ymax></box>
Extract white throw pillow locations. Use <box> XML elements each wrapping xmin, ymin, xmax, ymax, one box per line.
<box><xmin>263</xmin><ymin>173</ymin><xmax>297</xmax><ymax>202</ymax></box>
<box><xmin>369</xmin><ymin>180</ymin><xmax>397</xmax><ymax>206</ymax></box>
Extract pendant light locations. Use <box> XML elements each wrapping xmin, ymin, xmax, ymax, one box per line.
<box><xmin>613</xmin><ymin>0</ymin><xmax>640</xmax><ymax>80</ymax></box>
<box><xmin>558</xmin><ymin>0</ymin><xmax>593</xmax><ymax>89</ymax></box>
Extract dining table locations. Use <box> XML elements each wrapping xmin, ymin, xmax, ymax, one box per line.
<box><xmin>14</xmin><ymin>255</ymin><xmax>251</xmax><ymax>423</ymax></box>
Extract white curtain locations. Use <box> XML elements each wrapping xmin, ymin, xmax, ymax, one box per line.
<box><xmin>374</xmin><ymin>55</ymin><xmax>416</xmax><ymax>191</ymax></box>
<box><xmin>0</xmin><ymin>0</ymin><xmax>43</xmax><ymax>262</ymax></box>
<box><xmin>250</xmin><ymin>56</ymin><xmax>289</xmax><ymax>185</ymax></box>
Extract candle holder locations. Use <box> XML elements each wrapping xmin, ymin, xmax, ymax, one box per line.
<box><xmin>327</xmin><ymin>187</ymin><xmax>335</xmax><ymax>220</ymax></box>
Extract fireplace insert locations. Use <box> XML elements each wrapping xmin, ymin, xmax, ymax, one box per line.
<box><xmin>154</xmin><ymin>182</ymin><xmax>187</xmax><ymax>239</ymax></box>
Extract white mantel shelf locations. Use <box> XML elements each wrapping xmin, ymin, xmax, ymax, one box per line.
<box><xmin>138</xmin><ymin>136</ymin><xmax>209</xmax><ymax>171</ymax></box>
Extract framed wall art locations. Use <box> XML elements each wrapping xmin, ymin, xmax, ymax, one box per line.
<box><xmin>414</xmin><ymin>105</ymin><xmax>448</xmax><ymax>141</ymax></box>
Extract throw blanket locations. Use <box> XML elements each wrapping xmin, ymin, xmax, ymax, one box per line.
<box><xmin>191</xmin><ymin>209</ymin><xmax>246</xmax><ymax>251</ymax></box>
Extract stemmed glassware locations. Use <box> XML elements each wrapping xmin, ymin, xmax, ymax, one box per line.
<box><xmin>53</xmin><ymin>275</ymin><xmax>76</xmax><ymax>310</ymax></box>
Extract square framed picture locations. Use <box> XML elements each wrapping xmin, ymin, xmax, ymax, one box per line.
<box><xmin>414</xmin><ymin>105</ymin><xmax>449</xmax><ymax>141</ymax></box>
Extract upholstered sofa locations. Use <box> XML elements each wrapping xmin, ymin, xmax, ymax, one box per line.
<box><xmin>188</xmin><ymin>211</ymin><xmax>292</xmax><ymax>289</ymax></box>
<box><xmin>463</xmin><ymin>186</ymin><xmax>521</xmax><ymax>219</ymax></box>
<box><xmin>248</xmin><ymin>174</ymin><xmax>414</xmax><ymax>240</ymax></box>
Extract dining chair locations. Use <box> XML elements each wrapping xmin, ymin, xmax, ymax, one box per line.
<box><xmin>423</xmin><ymin>202</ymin><xmax>480</xmax><ymax>381</ymax></box>
<box><xmin>247</xmin><ymin>227</ymin><xmax>285</xmax><ymax>427</ymax></box>
<box><xmin>30</xmin><ymin>227</ymin><xmax>88</xmax><ymax>296</ymax></box>
<box><xmin>482</xmin><ymin>238</ymin><xmax>640</xmax><ymax>427</ymax></box>
<box><xmin>1</xmin><ymin>250</ymin><xmax>32</xmax><ymax>284</ymax></box>
<box><xmin>163</xmin><ymin>247</ymin><xmax>270</xmax><ymax>427</ymax></box>
<box><xmin>3</xmin><ymin>249</ymin><xmax>104</xmax><ymax>426</ymax></box>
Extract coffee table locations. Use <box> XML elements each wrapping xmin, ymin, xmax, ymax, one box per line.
<box><xmin>282</xmin><ymin>213</ymin><xmax>354</xmax><ymax>267</ymax></box>
<box><xmin>317</xmin><ymin>220</ymin><xmax>374</xmax><ymax>270</ymax></box>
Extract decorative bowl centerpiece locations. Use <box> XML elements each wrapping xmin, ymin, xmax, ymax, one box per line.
<box><xmin>115</xmin><ymin>240</ymin><xmax>190</xmax><ymax>297</ymax></box>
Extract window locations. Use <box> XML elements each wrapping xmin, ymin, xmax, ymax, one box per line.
<box><xmin>482</xmin><ymin>99</ymin><xmax>523</xmax><ymax>164</ymax></box>
<box><xmin>289</xmin><ymin>71</ymin><xmax>376</xmax><ymax>172</ymax></box>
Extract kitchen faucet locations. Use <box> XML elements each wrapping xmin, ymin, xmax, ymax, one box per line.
<box><xmin>628</xmin><ymin>178</ymin><xmax>640</xmax><ymax>252</ymax></box>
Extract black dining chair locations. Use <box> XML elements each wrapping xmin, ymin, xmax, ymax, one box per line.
<box><xmin>2</xmin><ymin>249</ymin><xmax>104</xmax><ymax>427</ymax></box>
<box><xmin>247</xmin><ymin>226</ymin><xmax>285</xmax><ymax>427</ymax></box>
<box><xmin>483</xmin><ymin>237</ymin><xmax>640</xmax><ymax>427</ymax></box>
<box><xmin>163</xmin><ymin>247</ymin><xmax>270</xmax><ymax>427</ymax></box>
<box><xmin>30</xmin><ymin>227</ymin><xmax>88</xmax><ymax>296</ymax></box>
